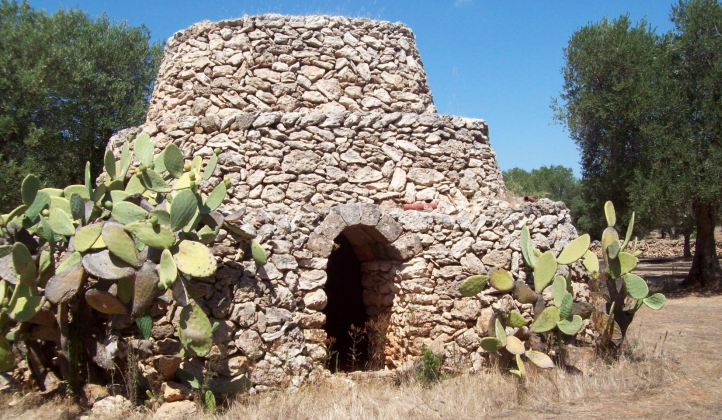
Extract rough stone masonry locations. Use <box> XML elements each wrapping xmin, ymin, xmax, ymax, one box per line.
<box><xmin>105</xmin><ymin>14</ymin><xmax>588</xmax><ymax>391</ymax></box>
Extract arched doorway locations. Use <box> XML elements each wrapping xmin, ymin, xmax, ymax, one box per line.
<box><xmin>306</xmin><ymin>203</ymin><xmax>420</xmax><ymax>372</ymax></box>
<box><xmin>324</xmin><ymin>233</ymin><xmax>367</xmax><ymax>371</ymax></box>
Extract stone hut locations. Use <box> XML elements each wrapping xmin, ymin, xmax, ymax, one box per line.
<box><xmin>106</xmin><ymin>14</ymin><xmax>582</xmax><ymax>389</ymax></box>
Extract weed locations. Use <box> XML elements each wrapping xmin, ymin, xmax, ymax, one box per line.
<box><xmin>364</xmin><ymin>313</ymin><xmax>390</xmax><ymax>370</ymax></box>
<box><xmin>416</xmin><ymin>345</ymin><xmax>442</xmax><ymax>384</ymax></box>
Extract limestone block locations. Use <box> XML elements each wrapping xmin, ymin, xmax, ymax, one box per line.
<box><xmin>304</xmin><ymin>289</ymin><xmax>328</xmax><ymax>311</ymax></box>
<box><xmin>387</xmin><ymin>234</ymin><xmax>422</xmax><ymax>260</ymax></box>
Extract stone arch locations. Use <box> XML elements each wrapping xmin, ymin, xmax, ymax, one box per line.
<box><xmin>302</xmin><ymin>203</ymin><xmax>422</xmax><ymax>371</ymax></box>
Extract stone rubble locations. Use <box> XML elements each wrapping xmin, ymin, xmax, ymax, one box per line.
<box><xmin>101</xmin><ymin>14</ymin><xmax>591</xmax><ymax>396</ymax></box>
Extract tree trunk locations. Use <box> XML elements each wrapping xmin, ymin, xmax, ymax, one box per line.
<box><xmin>683</xmin><ymin>231</ymin><xmax>692</xmax><ymax>259</ymax></box>
<box><xmin>683</xmin><ymin>202</ymin><xmax>722</xmax><ymax>289</ymax></box>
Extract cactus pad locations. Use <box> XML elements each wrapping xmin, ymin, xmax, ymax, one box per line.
<box><xmin>173</xmin><ymin>240</ymin><xmax>217</xmax><ymax>278</ymax></box>
<box><xmin>604</xmin><ymin>201</ymin><xmax>616</xmax><ymax>227</ymax></box>
<box><xmin>48</xmin><ymin>208</ymin><xmax>76</xmax><ymax>236</ymax></box>
<box><xmin>158</xmin><ymin>249</ymin><xmax>178</xmax><ymax>290</ymax></box>
<box><xmin>0</xmin><ymin>337</ymin><xmax>13</xmax><ymax>372</ymax></box>
<box><xmin>119</xmin><ymin>140</ymin><xmax>133</xmax><ymax>178</ymax></box>
<box><xmin>8</xmin><ymin>283</ymin><xmax>43</xmax><ymax>322</ymax></box>
<box><xmin>132</xmin><ymin>261</ymin><xmax>160</xmax><ymax>317</ymax></box>
<box><xmin>140</xmin><ymin>170</ymin><xmax>171</xmax><ymax>193</ymax></box>
<box><xmin>556</xmin><ymin>234</ymin><xmax>590</xmax><ymax>265</ymax></box>
<box><xmin>170</xmin><ymin>189</ymin><xmax>199</xmax><ymax>231</ymax></box>
<box><xmin>508</xmin><ymin>310</ymin><xmax>529</xmax><ymax>328</ymax></box>
<box><xmin>12</xmin><ymin>243</ymin><xmax>36</xmax><ymax>286</ymax></box>
<box><xmin>479</xmin><ymin>337</ymin><xmax>503</xmax><ymax>352</ymax></box>
<box><xmin>85</xmin><ymin>289</ymin><xmax>128</xmax><ymax>315</ymax></box>
<box><xmin>494</xmin><ymin>318</ymin><xmax>507</xmax><ymax>346</ymax></box>
<box><xmin>56</xmin><ymin>252</ymin><xmax>82</xmax><ymax>274</ymax></box>
<box><xmin>643</xmin><ymin>293</ymin><xmax>666</xmax><ymax>310</ymax></box>
<box><xmin>533</xmin><ymin>251</ymin><xmax>558</xmax><ymax>293</ymax></box>
<box><xmin>489</xmin><ymin>268</ymin><xmax>514</xmax><ymax>292</ymax></box>
<box><xmin>505</xmin><ymin>335</ymin><xmax>525</xmax><ymax>355</ymax></box>
<box><xmin>251</xmin><ymin>239</ymin><xmax>267</xmax><ymax>266</ymax></box>
<box><xmin>582</xmin><ymin>250</ymin><xmax>599</xmax><ymax>275</ymax></box>
<box><xmin>608</xmin><ymin>251</ymin><xmax>637</xmax><ymax>278</ymax></box>
<box><xmin>134</xmin><ymin>133</ymin><xmax>154</xmax><ymax>167</ymax></box>
<box><xmin>125</xmin><ymin>175</ymin><xmax>146</xmax><ymax>195</ymax></box>
<box><xmin>25</xmin><ymin>191</ymin><xmax>50</xmax><ymax>222</ymax></box>
<box><xmin>559</xmin><ymin>293</ymin><xmax>573</xmax><ymax>319</ymax></box>
<box><xmin>44</xmin><ymin>263</ymin><xmax>85</xmax><ymax>304</ymax></box>
<box><xmin>136</xmin><ymin>311</ymin><xmax>153</xmax><ymax>339</ymax></box>
<box><xmin>64</xmin><ymin>185</ymin><xmax>90</xmax><ymax>201</ymax></box>
<box><xmin>551</xmin><ymin>276</ymin><xmax>567</xmax><ymax>306</ymax></box>
<box><xmin>622</xmin><ymin>212</ymin><xmax>635</xmax><ymax>250</ymax></box>
<box><xmin>519</xmin><ymin>225</ymin><xmax>536</xmax><ymax>268</ymax></box>
<box><xmin>201</xmin><ymin>182</ymin><xmax>227</xmax><ymax>215</ymax></box>
<box><xmin>512</xmin><ymin>281</ymin><xmax>536</xmax><ymax>304</ymax></box>
<box><xmin>525</xmin><ymin>350</ymin><xmax>554</xmax><ymax>369</ymax></box>
<box><xmin>116</xmin><ymin>277</ymin><xmax>134</xmax><ymax>304</ymax></box>
<box><xmin>557</xmin><ymin>314</ymin><xmax>583</xmax><ymax>335</ymax></box>
<box><xmin>82</xmin><ymin>250</ymin><xmax>136</xmax><ymax>280</ymax></box>
<box><xmin>69</xmin><ymin>193</ymin><xmax>85</xmax><ymax>221</ymax></box>
<box><xmin>163</xmin><ymin>143</ymin><xmax>185</xmax><ymax>179</ymax></box>
<box><xmin>531</xmin><ymin>306</ymin><xmax>560</xmax><ymax>333</ymax></box>
<box><xmin>624</xmin><ymin>273</ymin><xmax>649</xmax><ymax>299</ymax></box>
<box><xmin>124</xmin><ymin>222</ymin><xmax>175</xmax><ymax>249</ymax></box>
<box><xmin>459</xmin><ymin>275</ymin><xmax>489</xmax><ymax>297</ymax></box>
<box><xmin>606</xmin><ymin>240</ymin><xmax>621</xmax><ymax>260</ymax></box>
<box><xmin>178</xmin><ymin>302</ymin><xmax>214</xmax><ymax>357</ymax></box>
<box><xmin>111</xmin><ymin>201</ymin><xmax>149</xmax><ymax>225</ymax></box>
<box><xmin>21</xmin><ymin>174</ymin><xmax>41</xmax><ymax>206</ymax></box>
<box><xmin>102</xmin><ymin>223</ymin><xmax>142</xmax><ymax>267</ymax></box>
<box><xmin>73</xmin><ymin>224</ymin><xmax>103</xmax><ymax>253</ymax></box>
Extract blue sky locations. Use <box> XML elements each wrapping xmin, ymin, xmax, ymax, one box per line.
<box><xmin>29</xmin><ymin>0</ymin><xmax>677</xmax><ymax>177</ymax></box>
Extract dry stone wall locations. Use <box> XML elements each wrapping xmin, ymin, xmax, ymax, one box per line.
<box><xmin>102</xmin><ymin>15</ymin><xmax>590</xmax><ymax>392</ymax></box>
<box><xmin>147</xmin><ymin>15</ymin><xmax>436</xmax><ymax>121</ymax></box>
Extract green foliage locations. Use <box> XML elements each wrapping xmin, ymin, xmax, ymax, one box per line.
<box><xmin>0</xmin><ymin>132</ymin><xmax>257</xmax><ymax>394</ymax></box>
<box><xmin>204</xmin><ymin>390</ymin><xmax>217</xmax><ymax>413</ymax></box>
<box><xmin>135</xmin><ymin>311</ymin><xmax>153</xmax><ymax>340</ymax></box>
<box><xmin>502</xmin><ymin>165</ymin><xmax>579</xmax><ymax>203</ymax></box>
<box><xmin>555</xmin><ymin>1</ymin><xmax>722</xmax><ymax>286</ymax></box>
<box><xmin>178</xmin><ymin>303</ymin><xmax>214</xmax><ymax>357</ymax></box>
<box><xmin>0</xmin><ymin>1</ymin><xmax>163</xmax><ymax>212</ymax></box>
<box><xmin>489</xmin><ymin>268</ymin><xmax>514</xmax><ymax>292</ymax></box>
<box><xmin>459</xmin><ymin>274</ymin><xmax>489</xmax><ymax>297</ymax></box>
<box><xmin>552</xmin><ymin>14</ymin><xmax>663</xmax><ymax>237</ymax></box>
<box><xmin>416</xmin><ymin>345</ymin><xmax>442</xmax><ymax>383</ymax></box>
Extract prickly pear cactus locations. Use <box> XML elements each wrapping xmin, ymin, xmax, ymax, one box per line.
<box><xmin>460</xmin><ymin>200</ymin><xmax>665</xmax><ymax>373</ymax></box>
<box><xmin>0</xmin><ymin>132</ymin><xmax>261</xmax><ymax>384</ymax></box>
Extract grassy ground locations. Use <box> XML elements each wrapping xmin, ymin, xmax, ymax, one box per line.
<box><xmin>2</xmin><ymin>259</ymin><xmax>722</xmax><ymax>420</ymax></box>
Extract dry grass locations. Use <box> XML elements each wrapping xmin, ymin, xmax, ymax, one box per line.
<box><xmin>216</xmin><ymin>340</ymin><xmax>677</xmax><ymax>420</ymax></box>
<box><xmin>3</xmin><ymin>259</ymin><xmax>722</xmax><ymax>419</ymax></box>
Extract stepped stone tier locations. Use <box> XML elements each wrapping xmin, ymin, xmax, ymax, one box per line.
<box><xmin>106</xmin><ymin>14</ymin><xmax>589</xmax><ymax>390</ymax></box>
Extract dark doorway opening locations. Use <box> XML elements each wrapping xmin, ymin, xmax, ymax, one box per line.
<box><xmin>323</xmin><ymin>233</ymin><xmax>369</xmax><ymax>372</ymax></box>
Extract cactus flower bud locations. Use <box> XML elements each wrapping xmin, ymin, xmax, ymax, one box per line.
<box><xmin>149</xmin><ymin>163</ymin><xmax>155</xmax><ymax>170</ymax></box>
<box><xmin>184</xmin><ymin>162</ymin><xmax>191</xmax><ymax>172</ymax></box>
<box><xmin>41</xmin><ymin>209</ymin><xmax>49</xmax><ymax>217</ymax></box>
<box><xmin>214</xmin><ymin>147</ymin><xmax>221</xmax><ymax>156</ymax></box>
<box><xmin>223</xmin><ymin>175</ymin><xmax>230</xmax><ymax>183</ymax></box>
<box><xmin>139</xmin><ymin>164</ymin><xmax>147</xmax><ymax>172</ymax></box>
<box><xmin>188</xmin><ymin>171</ymin><xmax>196</xmax><ymax>181</ymax></box>
<box><xmin>149</xmin><ymin>215</ymin><xmax>158</xmax><ymax>225</ymax></box>
<box><xmin>104</xmin><ymin>200</ymin><xmax>113</xmax><ymax>209</ymax></box>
